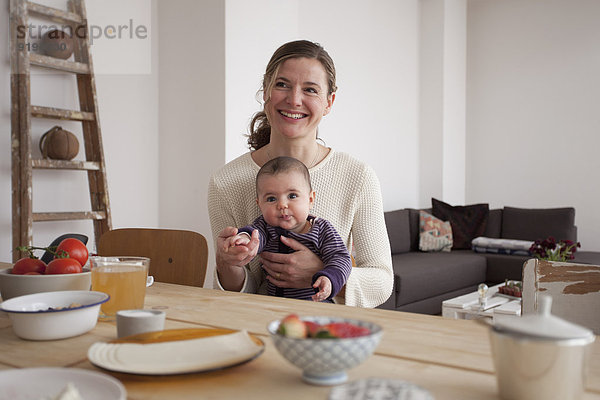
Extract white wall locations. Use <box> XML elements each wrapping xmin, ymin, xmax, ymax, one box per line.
<box><xmin>158</xmin><ymin>0</ymin><xmax>225</xmax><ymax>284</ymax></box>
<box><xmin>225</xmin><ymin>0</ymin><xmax>421</xmax><ymax>213</ymax></box>
<box><xmin>224</xmin><ymin>0</ymin><xmax>299</xmax><ymax>161</ymax></box>
<box><xmin>466</xmin><ymin>0</ymin><xmax>600</xmax><ymax>250</ymax></box>
<box><xmin>300</xmin><ymin>0</ymin><xmax>421</xmax><ymax>212</ymax></box>
<box><xmin>442</xmin><ymin>0</ymin><xmax>466</xmax><ymax>205</ymax></box>
<box><xmin>0</xmin><ymin>0</ymin><xmax>159</xmax><ymax>261</ymax></box>
<box><xmin>2</xmin><ymin>0</ymin><xmax>599</xmax><ymax>276</ymax></box>
<box><xmin>420</xmin><ymin>0</ymin><xmax>466</xmax><ymax>206</ymax></box>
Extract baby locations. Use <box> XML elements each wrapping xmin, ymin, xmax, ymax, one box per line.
<box><xmin>223</xmin><ymin>156</ymin><xmax>352</xmax><ymax>302</ymax></box>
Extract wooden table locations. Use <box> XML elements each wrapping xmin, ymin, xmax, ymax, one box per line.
<box><xmin>1</xmin><ymin>276</ymin><xmax>599</xmax><ymax>399</ymax></box>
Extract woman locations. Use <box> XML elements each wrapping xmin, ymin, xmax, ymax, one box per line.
<box><xmin>208</xmin><ymin>40</ymin><xmax>392</xmax><ymax>308</ymax></box>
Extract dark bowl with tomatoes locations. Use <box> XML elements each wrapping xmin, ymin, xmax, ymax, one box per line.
<box><xmin>0</xmin><ymin>267</ymin><xmax>91</xmax><ymax>301</ymax></box>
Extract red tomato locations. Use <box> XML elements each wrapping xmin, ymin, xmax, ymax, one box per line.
<box><xmin>12</xmin><ymin>258</ymin><xmax>47</xmax><ymax>275</ymax></box>
<box><xmin>46</xmin><ymin>258</ymin><xmax>83</xmax><ymax>274</ymax></box>
<box><xmin>56</xmin><ymin>238</ymin><xmax>89</xmax><ymax>267</ymax></box>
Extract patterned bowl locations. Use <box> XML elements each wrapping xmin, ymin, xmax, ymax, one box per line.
<box><xmin>267</xmin><ymin>316</ymin><xmax>383</xmax><ymax>385</ymax></box>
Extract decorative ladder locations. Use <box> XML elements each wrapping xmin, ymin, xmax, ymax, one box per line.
<box><xmin>10</xmin><ymin>0</ymin><xmax>111</xmax><ymax>261</ymax></box>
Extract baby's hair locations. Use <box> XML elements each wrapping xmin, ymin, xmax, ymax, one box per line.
<box><xmin>256</xmin><ymin>156</ymin><xmax>312</xmax><ymax>193</ymax></box>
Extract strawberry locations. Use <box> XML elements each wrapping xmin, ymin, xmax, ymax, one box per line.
<box><xmin>277</xmin><ymin>314</ymin><xmax>307</xmax><ymax>338</ymax></box>
<box><xmin>317</xmin><ymin>322</ymin><xmax>371</xmax><ymax>338</ymax></box>
<box><xmin>304</xmin><ymin>321</ymin><xmax>321</xmax><ymax>337</ymax></box>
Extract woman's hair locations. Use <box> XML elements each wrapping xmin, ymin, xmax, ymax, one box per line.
<box><xmin>247</xmin><ymin>40</ymin><xmax>337</xmax><ymax>150</ymax></box>
<box><xmin>256</xmin><ymin>156</ymin><xmax>312</xmax><ymax>194</ymax></box>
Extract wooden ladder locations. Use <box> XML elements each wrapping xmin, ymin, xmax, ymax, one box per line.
<box><xmin>10</xmin><ymin>0</ymin><xmax>111</xmax><ymax>261</ymax></box>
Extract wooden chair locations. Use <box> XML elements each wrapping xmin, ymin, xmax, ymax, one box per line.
<box><xmin>97</xmin><ymin>228</ymin><xmax>208</xmax><ymax>287</ymax></box>
<box><xmin>522</xmin><ymin>258</ymin><xmax>600</xmax><ymax>334</ymax></box>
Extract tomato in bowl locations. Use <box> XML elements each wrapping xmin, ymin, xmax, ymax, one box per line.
<box><xmin>0</xmin><ymin>267</ymin><xmax>91</xmax><ymax>300</ymax></box>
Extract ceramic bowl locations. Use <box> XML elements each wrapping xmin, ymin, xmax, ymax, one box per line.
<box><xmin>267</xmin><ymin>316</ymin><xmax>383</xmax><ymax>386</ymax></box>
<box><xmin>0</xmin><ymin>267</ymin><xmax>91</xmax><ymax>300</ymax></box>
<box><xmin>0</xmin><ymin>290</ymin><xmax>109</xmax><ymax>340</ymax></box>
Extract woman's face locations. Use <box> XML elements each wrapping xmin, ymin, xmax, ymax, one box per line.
<box><xmin>264</xmin><ymin>57</ymin><xmax>335</xmax><ymax>142</ymax></box>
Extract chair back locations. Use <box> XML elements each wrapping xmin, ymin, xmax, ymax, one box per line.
<box><xmin>522</xmin><ymin>258</ymin><xmax>600</xmax><ymax>334</ymax></box>
<box><xmin>98</xmin><ymin>228</ymin><xmax>208</xmax><ymax>287</ymax></box>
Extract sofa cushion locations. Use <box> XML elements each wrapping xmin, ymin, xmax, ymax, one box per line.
<box><xmin>419</xmin><ymin>211</ymin><xmax>452</xmax><ymax>252</ymax></box>
<box><xmin>408</xmin><ymin>208</ymin><xmax>430</xmax><ymax>252</ymax></box>
<box><xmin>501</xmin><ymin>207</ymin><xmax>577</xmax><ymax>242</ymax></box>
<box><xmin>572</xmin><ymin>251</ymin><xmax>600</xmax><ymax>265</ymax></box>
<box><xmin>390</xmin><ymin>250</ymin><xmax>487</xmax><ymax>307</ymax></box>
<box><xmin>484</xmin><ymin>254</ymin><xmax>533</xmax><ymax>284</ymax></box>
<box><xmin>432</xmin><ymin>198</ymin><xmax>489</xmax><ymax>249</ymax></box>
<box><xmin>384</xmin><ymin>209</ymin><xmax>411</xmax><ymax>254</ymax></box>
<box><xmin>483</xmin><ymin>209</ymin><xmax>503</xmax><ymax>238</ymax></box>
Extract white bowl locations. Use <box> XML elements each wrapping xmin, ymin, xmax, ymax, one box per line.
<box><xmin>267</xmin><ymin>316</ymin><xmax>383</xmax><ymax>385</ymax></box>
<box><xmin>0</xmin><ymin>267</ymin><xmax>91</xmax><ymax>300</ymax></box>
<box><xmin>0</xmin><ymin>290</ymin><xmax>109</xmax><ymax>340</ymax></box>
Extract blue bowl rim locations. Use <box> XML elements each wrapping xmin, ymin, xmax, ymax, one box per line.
<box><xmin>0</xmin><ymin>290</ymin><xmax>109</xmax><ymax>314</ymax></box>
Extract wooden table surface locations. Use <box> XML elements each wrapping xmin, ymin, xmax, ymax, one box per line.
<box><xmin>0</xmin><ymin>274</ymin><xmax>599</xmax><ymax>399</ymax></box>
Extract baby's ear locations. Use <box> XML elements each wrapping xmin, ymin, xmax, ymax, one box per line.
<box><xmin>309</xmin><ymin>190</ymin><xmax>316</xmax><ymax>209</ymax></box>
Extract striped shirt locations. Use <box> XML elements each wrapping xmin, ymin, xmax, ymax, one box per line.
<box><xmin>238</xmin><ymin>215</ymin><xmax>352</xmax><ymax>302</ymax></box>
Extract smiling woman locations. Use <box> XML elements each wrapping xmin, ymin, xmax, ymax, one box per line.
<box><xmin>207</xmin><ymin>40</ymin><xmax>393</xmax><ymax>308</ymax></box>
<box><xmin>263</xmin><ymin>57</ymin><xmax>334</xmax><ymax>146</ymax></box>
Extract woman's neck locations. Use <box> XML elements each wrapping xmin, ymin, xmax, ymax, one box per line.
<box><xmin>264</xmin><ymin>138</ymin><xmax>323</xmax><ymax>168</ymax></box>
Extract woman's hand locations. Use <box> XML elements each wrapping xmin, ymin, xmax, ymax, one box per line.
<box><xmin>216</xmin><ymin>227</ymin><xmax>260</xmax><ymax>291</ymax></box>
<box><xmin>260</xmin><ymin>236</ymin><xmax>324</xmax><ymax>288</ymax></box>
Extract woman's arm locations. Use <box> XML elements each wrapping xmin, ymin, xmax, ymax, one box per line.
<box><xmin>344</xmin><ymin>164</ymin><xmax>394</xmax><ymax>308</ymax></box>
<box><xmin>215</xmin><ymin>227</ymin><xmax>260</xmax><ymax>291</ymax></box>
<box><xmin>208</xmin><ymin>175</ymin><xmax>261</xmax><ymax>292</ymax></box>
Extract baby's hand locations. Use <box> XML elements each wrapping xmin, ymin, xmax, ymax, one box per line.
<box><xmin>312</xmin><ymin>276</ymin><xmax>332</xmax><ymax>302</ymax></box>
<box><xmin>223</xmin><ymin>232</ymin><xmax>251</xmax><ymax>252</ymax></box>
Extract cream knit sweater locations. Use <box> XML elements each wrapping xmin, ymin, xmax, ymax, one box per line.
<box><xmin>207</xmin><ymin>149</ymin><xmax>393</xmax><ymax>308</ymax></box>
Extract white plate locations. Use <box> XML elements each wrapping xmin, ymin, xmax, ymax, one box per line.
<box><xmin>88</xmin><ymin>328</ymin><xmax>265</xmax><ymax>375</ymax></box>
<box><xmin>0</xmin><ymin>367</ymin><xmax>126</xmax><ymax>400</ymax></box>
<box><xmin>329</xmin><ymin>378</ymin><xmax>434</xmax><ymax>400</ymax></box>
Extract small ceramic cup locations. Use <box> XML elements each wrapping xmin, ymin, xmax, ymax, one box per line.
<box><xmin>116</xmin><ymin>309</ymin><xmax>166</xmax><ymax>338</ymax></box>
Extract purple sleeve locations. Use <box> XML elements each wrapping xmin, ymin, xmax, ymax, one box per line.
<box><xmin>237</xmin><ymin>216</ymin><xmax>268</xmax><ymax>253</ymax></box>
<box><xmin>311</xmin><ymin>220</ymin><xmax>353</xmax><ymax>300</ymax></box>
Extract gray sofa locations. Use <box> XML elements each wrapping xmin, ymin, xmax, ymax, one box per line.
<box><xmin>377</xmin><ymin>206</ymin><xmax>600</xmax><ymax>315</ymax></box>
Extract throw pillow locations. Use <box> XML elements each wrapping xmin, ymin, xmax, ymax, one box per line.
<box><xmin>501</xmin><ymin>206</ymin><xmax>576</xmax><ymax>242</ymax></box>
<box><xmin>384</xmin><ymin>209</ymin><xmax>411</xmax><ymax>254</ymax></box>
<box><xmin>419</xmin><ymin>210</ymin><xmax>453</xmax><ymax>252</ymax></box>
<box><xmin>432</xmin><ymin>198</ymin><xmax>489</xmax><ymax>249</ymax></box>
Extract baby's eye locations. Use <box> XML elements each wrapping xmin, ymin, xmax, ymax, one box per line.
<box><xmin>266</xmin><ymin>196</ymin><xmax>276</xmax><ymax>202</ymax></box>
<box><xmin>288</xmin><ymin>193</ymin><xmax>298</xmax><ymax>199</ymax></box>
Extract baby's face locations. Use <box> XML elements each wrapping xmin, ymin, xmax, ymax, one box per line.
<box><xmin>256</xmin><ymin>171</ymin><xmax>315</xmax><ymax>234</ymax></box>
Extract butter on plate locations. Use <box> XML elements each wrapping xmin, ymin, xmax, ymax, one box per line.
<box><xmin>88</xmin><ymin>330</ymin><xmax>264</xmax><ymax>375</ymax></box>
